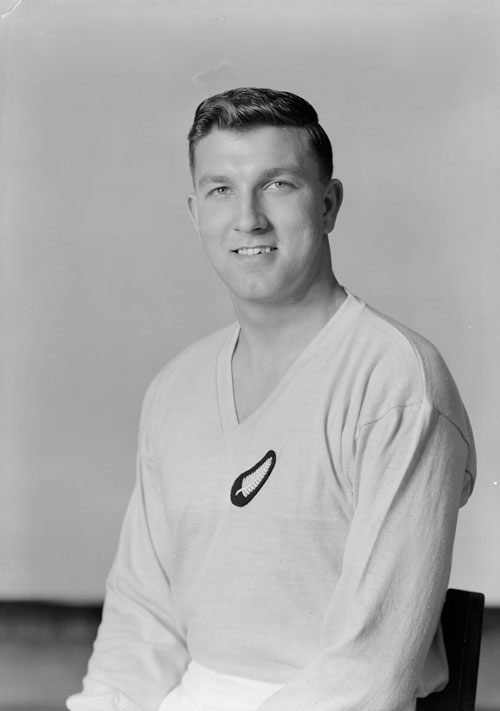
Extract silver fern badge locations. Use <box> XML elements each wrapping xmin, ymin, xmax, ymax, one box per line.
<box><xmin>230</xmin><ymin>450</ymin><xmax>277</xmax><ymax>507</ymax></box>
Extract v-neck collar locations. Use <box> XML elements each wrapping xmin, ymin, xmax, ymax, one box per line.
<box><xmin>216</xmin><ymin>290</ymin><xmax>363</xmax><ymax>435</ymax></box>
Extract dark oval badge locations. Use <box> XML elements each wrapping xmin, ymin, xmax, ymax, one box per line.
<box><xmin>230</xmin><ymin>450</ymin><xmax>277</xmax><ymax>507</ymax></box>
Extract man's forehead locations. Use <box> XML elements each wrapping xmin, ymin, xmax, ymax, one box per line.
<box><xmin>195</xmin><ymin>124</ymin><xmax>309</xmax><ymax>150</ymax></box>
<box><xmin>192</xmin><ymin>125</ymin><xmax>316</xmax><ymax>177</ymax></box>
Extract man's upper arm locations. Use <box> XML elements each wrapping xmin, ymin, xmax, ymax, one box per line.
<box><xmin>257</xmin><ymin>402</ymin><xmax>471</xmax><ymax>711</ymax></box>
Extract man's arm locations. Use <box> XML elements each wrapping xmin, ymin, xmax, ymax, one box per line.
<box><xmin>67</xmin><ymin>384</ymin><xmax>189</xmax><ymax>711</ymax></box>
<box><xmin>258</xmin><ymin>401</ymin><xmax>474</xmax><ymax>711</ymax></box>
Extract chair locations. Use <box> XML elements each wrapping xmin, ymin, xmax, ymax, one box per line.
<box><xmin>416</xmin><ymin>588</ymin><xmax>485</xmax><ymax>711</ymax></box>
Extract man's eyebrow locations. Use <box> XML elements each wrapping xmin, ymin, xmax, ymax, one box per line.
<box><xmin>258</xmin><ymin>165</ymin><xmax>305</xmax><ymax>181</ymax></box>
<box><xmin>197</xmin><ymin>174</ymin><xmax>232</xmax><ymax>189</ymax></box>
<box><xmin>197</xmin><ymin>165</ymin><xmax>305</xmax><ymax>189</ymax></box>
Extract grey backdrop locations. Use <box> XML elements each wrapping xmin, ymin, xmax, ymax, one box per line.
<box><xmin>1</xmin><ymin>0</ymin><xmax>499</xmax><ymax>603</ymax></box>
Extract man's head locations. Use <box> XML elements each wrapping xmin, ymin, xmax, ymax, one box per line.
<box><xmin>186</xmin><ymin>88</ymin><xmax>343</xmax><ymax>309</ymax></box>
<box><xmin>188</xmin><ymin>87</ymin><xmax>333</xmax><ymax>184</ymax></box>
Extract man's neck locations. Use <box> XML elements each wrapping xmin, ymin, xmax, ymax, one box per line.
<box><xmin>229</xmin><ymin>274</ymin><xmax>346</xmax><ymax>423</ymax></box>
<box><xmin>231</xmin><ymin>275</ymin><xmax>346</xmax><ymax>367</ymax></box>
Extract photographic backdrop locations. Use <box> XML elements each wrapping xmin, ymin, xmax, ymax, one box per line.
<box><xmin>1</xmin><ymin>0</ymin><xmax>499</xmax><ymax>603</ymax></box>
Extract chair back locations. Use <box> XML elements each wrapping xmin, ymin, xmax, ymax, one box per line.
<box><xmin>416</xmin><ymin>588</ymin><xmax>484</xmax><ymax>711</ymax></box>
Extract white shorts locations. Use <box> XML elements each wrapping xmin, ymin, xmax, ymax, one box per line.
<box><xmin>158</xmin><ymin>660</ymin><xmax>285</xmax><ymax>711</ymax></box>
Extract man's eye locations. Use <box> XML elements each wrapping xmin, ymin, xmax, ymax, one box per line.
<box><xmin>210</xmin><ymin>186</ymin><xmax>230</xmax><ymax>197</ymax></box>
<box><xmin>266</xmin><ymin>181</ymin><xmax>291</xmax><ymax>190</ymax></box>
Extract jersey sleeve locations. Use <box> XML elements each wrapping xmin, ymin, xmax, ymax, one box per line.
<box><xmin>66</xmin><ymin>381</ymin><xmax>189</xmax><ymax>711</ymax></box>
<box><xmin>258</xmin><ymin>401</ymin><xmax>474</xmax><ymax>711</ymax></box>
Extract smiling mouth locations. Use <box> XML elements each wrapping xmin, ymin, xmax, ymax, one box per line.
<box><xmin>233</xmin><ymin>247</ymin><xmax>277</xmax><ymax>256</ymax></box>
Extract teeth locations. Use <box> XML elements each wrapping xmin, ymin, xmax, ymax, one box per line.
<box><xmin>237</xmin><ymin>247</ymin><xmax>274</xmax><ymax>255</ymax></box>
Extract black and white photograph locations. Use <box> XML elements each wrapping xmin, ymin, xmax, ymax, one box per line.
<box><xmin>0</xmin><ymin>1</ymin><xmax>499</xmax><ymax>710</ymax></box>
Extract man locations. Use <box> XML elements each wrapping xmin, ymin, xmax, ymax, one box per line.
<box><xmin>67</xmin><ymin>88</ymin><xmax>475</xmax><ymax>711</ymax></box>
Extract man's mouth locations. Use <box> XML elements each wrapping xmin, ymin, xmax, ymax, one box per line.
<box><xmin>233</xmin><ymin>246</ymin><xmax>277</xmax><ymax>256</ymax></box>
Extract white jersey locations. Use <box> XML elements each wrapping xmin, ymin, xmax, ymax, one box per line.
<box><xmin>67</xmin><ymin>290</ymin><xmax>475</xmax><ymax>711</ymax></box>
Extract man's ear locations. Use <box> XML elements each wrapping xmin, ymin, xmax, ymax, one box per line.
<box><xmin>323</xmin><ymin>178</ymin><xmax>343</xmax><ymax>234</ymax></box>
<box><xmin>186</xmin><ymin>193</ymin><xmax>200</xmax><ymax>238</ymax></box>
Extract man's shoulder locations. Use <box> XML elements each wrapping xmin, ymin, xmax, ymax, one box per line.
<box><xmin>142</xmin><ymin>322</ymin><xmax>235</xmax><ymax>411</ymax></box>
<box><xmin>364</xmin><ymin>303</ymin><xmax>443</xmax><ymax>365</ymax></box>
<box><xmin>154</xmin><ymin>322</ymin><xmax>235</xmax><ymax>385</ymax></box>
<box><xmin>345</xmin><ymin>294</ymin><xmax>449</xmax><ymax>383</ymax></box>
<box><xmin>345</xmin><ymin>294</ymin><xmax>470</xmax><ymax>439</ymax></box>
<box><xmin>346</xmin><ymin>296</ymin><xmax>475</xmax><ymax>498</ymax></box>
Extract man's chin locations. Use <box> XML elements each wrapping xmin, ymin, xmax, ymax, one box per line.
<box><xmin>228</xmin><ymin>286</ymin><xmax>294</xmax><ymax>309</ymax></box>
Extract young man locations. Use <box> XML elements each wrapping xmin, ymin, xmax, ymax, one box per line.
<box><xmin>67</xmin><ymin>88</ymin><xmax>475</xmax><ymax>711</ymax></box>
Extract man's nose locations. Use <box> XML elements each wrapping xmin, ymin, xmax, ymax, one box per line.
<box><xmin>234</xmin><ymin>193</ymin><xmax>268</xmax><ymax>233</ymax></box>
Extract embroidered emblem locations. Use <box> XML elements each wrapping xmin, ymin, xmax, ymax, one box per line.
<box><xmin>230</xmin><ymin>450</ymin><xmax>276</xmax><ymax>507</ymax></box>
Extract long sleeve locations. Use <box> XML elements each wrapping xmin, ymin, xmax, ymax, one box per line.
<box><xmin>258</xmin><ymin>401</ymin><xmax>473</xmax><ymax>711</ymax></box>
<box><xmin>66</xmin><ymin>385</ymin><xmax>189</xmax><ymax>711</ymax></box>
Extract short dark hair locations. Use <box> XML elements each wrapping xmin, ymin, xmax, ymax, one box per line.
<box><xmin>188</xmin><ymin>87</ymin><xmax>333</xmax><ymax>182</ymax></box>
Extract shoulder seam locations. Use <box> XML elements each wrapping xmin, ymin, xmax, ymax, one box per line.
<box><xmin>355</xmin><ymin>401</ymin><xmax>472</xmax><ymax>453</ymax></box>
<box><xmin>355</xmin><ymin>401</ymin><xmax>424</xmax><ymax>439</ymax></box>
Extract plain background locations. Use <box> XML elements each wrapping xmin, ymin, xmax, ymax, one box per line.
<box><xmin>1</xmin><ymin>0</ymin><xmax>499</xmax><ymax>605</ymax></box>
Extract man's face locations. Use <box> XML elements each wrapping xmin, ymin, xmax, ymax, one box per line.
<box><xmin>188</xmin><ymin>125</ymin><xmax>342</xmax><ymax>307</ymax></box>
